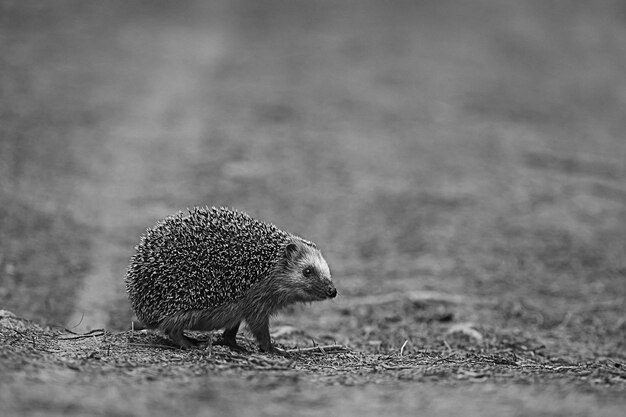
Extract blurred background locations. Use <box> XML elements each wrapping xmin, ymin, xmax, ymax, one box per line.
<box><xmin>0</xmin><ymin>0</ymin><xmax>624</xmax><ymax>351</ymax></box>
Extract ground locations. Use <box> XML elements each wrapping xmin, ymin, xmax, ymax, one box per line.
<box><xmin>1</xmin><ymin>0</ymin><xmax>625</xmax><ymax>416</ymax></box>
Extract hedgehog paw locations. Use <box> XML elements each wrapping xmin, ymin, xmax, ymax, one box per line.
<box><xmin>169</xmin><ymin>334</ymin><xmax>201</xmax><ymax>349</ymax></box>
<box><xmin>215</xmin><ymin>337</ymin><xmax>248</xmax><ymax>353</ymax></box>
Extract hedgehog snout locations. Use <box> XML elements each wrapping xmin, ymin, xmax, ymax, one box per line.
<box><xmin>325</xmin><ymin>282</ymin><xmax>337</xmax><ymax>298</ymax></box>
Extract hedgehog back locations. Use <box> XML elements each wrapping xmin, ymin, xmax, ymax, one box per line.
<box><xmin>126</xmin><ymin>207</ymin><xmax>293</xmax><ymax>327</ymax></box>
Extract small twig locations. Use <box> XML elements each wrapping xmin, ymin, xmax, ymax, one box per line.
<box><xmin>380</xmin><ymin>364</ymin><xmax>414</xmax><ymax>371</ymax></box>
<box><xmin>286</xmin><ymin>344</ymin><xmax>349</xmax><ymax>354</ymax></box>
<box><xmin>59</xmin><ymin>329</ymin><xmax>106</xmax><ymax>340</ymax></box>
<box><xmin>400</xmin><ymin>340</ymin><xmax>409</xmax><ymax>356</ymax></box>
<box><xmin>63</xmin><ymin>328</ymin><xmax>103</xmax><ymax>336</ymax></box>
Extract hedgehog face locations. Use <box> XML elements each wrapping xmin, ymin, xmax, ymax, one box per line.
<box><xmin>283</xmin><ymin>241</ymin><xmax>336</xmax><ymax>302</ymax></box>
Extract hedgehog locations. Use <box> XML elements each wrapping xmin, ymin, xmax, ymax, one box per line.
<box><xmin>125</xmin><ymin>206</ymin><xmax>336</xmax><ymax>353</ymax></box>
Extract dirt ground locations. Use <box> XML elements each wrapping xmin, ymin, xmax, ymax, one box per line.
<box><xmin>1</xmin><ymin>0</ymin><xmax>625</xmax><ymax>416</ymax></box>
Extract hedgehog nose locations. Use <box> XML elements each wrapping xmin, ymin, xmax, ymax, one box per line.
<box><xmin>326</xmin><ymin>284</ymin><xmax>337</xmax><ymax>298</ymax></box>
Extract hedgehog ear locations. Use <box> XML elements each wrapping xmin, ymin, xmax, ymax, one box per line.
<box><xmin>285</xmin><ymin>242</ymin><xmax>299</xmax><ymax>260</ymax></box>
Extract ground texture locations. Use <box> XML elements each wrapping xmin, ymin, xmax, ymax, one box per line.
<box><xmin>1</xmin><ymin>1</ymin><xmax>625</xmax><ymax>416</ymax></box>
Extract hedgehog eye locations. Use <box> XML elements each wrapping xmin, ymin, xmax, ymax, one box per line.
<box><xmin>302</xmin><ymin>267</ymin><xmax>314</xmax><ymax>278</ymax></box>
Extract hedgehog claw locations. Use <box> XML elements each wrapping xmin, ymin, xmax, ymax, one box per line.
<box><xmin>265</xmin><ymin>345</ymin><xmax>292</xmax><ymax>358</ymax></box>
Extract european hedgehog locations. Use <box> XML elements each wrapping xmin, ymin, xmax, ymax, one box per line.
<box><xmin>125</xmin><ymin>206</ymin><xmax>336</xmax><ymax>353</ymax></box>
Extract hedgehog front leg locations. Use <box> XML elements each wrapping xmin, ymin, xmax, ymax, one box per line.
<box><xmin>246</xmin><ymin>315</ymin><xmax>274</xmax><ymax>353</ymax></box>
<box><xmin>246</xmin><ymin>316</ymin><xmax>290</xmax><ymax>356</ymax></box>
<box><xmin>215</xmin><ymin>321</ymin><xmax>247</xmax><ymax>352</ymax></box>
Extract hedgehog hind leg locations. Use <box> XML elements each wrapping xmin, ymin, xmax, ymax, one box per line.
<box><xmin>167</xmin><ymin>328</ymin><xmax>200</xmax><ymax>348</ymax></box>
<box><xmin>195</xmin><ymin>305</ymin><xmax>247</xmax><ymax>352</ymax></box>
<box><xmin>159</xmin><ymin>310</ymin><xmax>203</xmax><ymax>349</ymax></box>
